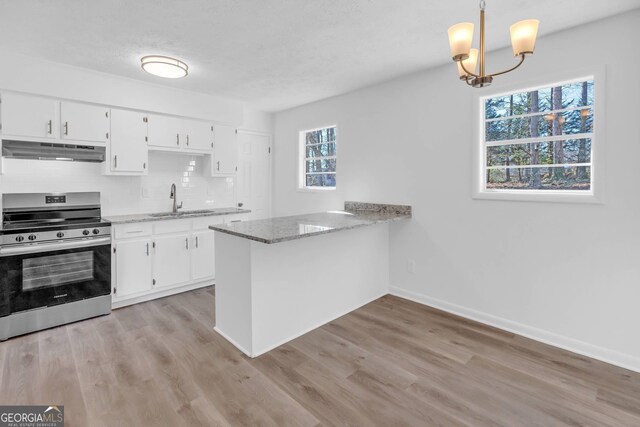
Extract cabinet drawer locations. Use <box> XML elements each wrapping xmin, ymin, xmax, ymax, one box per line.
<box><xmin>224</xmin><ymin>213</ymin><xmax>250</xmax><ymax>223</ymax></box>
<box><xmin>192</xmin><ymin>216</ymin><xmax>224</xmax><ymax>230</ymax></box>
<box><xmin>153</xmin><ymin>219</ymin><xmax>191</xmax><ymax>235</ymax></box>
<box><xmin>114</xmin><ymin>223</ymin><xmax>152</xmax><ymax>239</ymax></box>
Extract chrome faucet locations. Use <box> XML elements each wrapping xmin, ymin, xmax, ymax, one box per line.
<box><xmin>170</xmin><ymin>183</ymin><xmax>183</xmax><ymax>213</ymax></box>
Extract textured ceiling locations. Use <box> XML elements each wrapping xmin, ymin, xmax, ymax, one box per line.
<box><xmin>0</xmin><ymin>0</ymin><xmax>638</xmax><ymax>112</ymax></box>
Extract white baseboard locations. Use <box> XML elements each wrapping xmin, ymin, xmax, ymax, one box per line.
<box><xmin>250</xmin><ymin>291</ymin><xmax>389</xmax><ymax>358</ymax></box>
<box><xmin>389</xmin><ymin>286</ymin><xmax>640</xmax><ymax>374</ymax></box>
<box><xmin>112</xmin><ymin>280</ymin><xmax>213</xmax><ymax>309</ymax></box>
<box><xmin>214</xmin><ymin>326</ymin><xmax>254</xmax><ymax>357</ymax></box>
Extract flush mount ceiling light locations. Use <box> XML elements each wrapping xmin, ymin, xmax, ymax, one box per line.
<box><xmin>447</xmin><ymin>0</ymin><xmax>539</xmax><ymax>88</ymax></box>
<box><xmin>140</xmin><ymin>55</ymin><xmax>188</xmax><ymax>78</ymax></box>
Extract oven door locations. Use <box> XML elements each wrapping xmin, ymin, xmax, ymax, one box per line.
<box><xmin>0</xmin><ymin>237</ymin><xmax>111</xmax><ymax>316</ymax></box>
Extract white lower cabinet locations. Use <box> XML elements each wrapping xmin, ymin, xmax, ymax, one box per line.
<box><xmin>112</xmin><ymin>215</ymin><xmax>231</xmax><ymax>307</ymax></box>
<box><xmin>152</xmin><ymin>234</ymin><xmax>191</xmax><ymax>288</ymax></box>
<box><xmin>114</xmin><ymin>238</ymin><xmax>152</xmax><ymax>297</ymax></box>
<box><xmin>191</xmin><ymin>230</ymin><xmax>216</xmax><ymax>281</ymax></box>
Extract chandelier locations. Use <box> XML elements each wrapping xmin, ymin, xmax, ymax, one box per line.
<box><xmin>447</xmin><ymin>0</ymin><xmax>539</xmax><ymax>87</ymax></box>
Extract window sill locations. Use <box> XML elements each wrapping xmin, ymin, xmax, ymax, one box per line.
<box><xmin>296</xmin><ymin>187</ymin><xmax>336</xmax><ymax>193</ymax></box>
<box><xmin>473</xmin><ymin>189</ymin><xmax>603</xmax><ymax>204</ymax></box>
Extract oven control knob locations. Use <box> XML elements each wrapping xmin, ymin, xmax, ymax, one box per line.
<box><xmin>28</xmin><ymin>234</ymin><xmax>36</xmax><ymax>241</ymax></box>
<box><xmin>15</xmin><ymin>235</ymin><xmax>24</xmax><ymax>242</ymax></box>
<box><xmin>82</xmin><ymin>230</ymin><xmax>90</xmax><ymax>236</ymax></box>
<box><xmin>57</xmin><ymin>232</ymin><xmax>65</xmax><ymax>238</ymax></box>
<box><xmin>92</xmin><ymin>229</ymin><xmax>100</xmax><ymax>235</ymax></box>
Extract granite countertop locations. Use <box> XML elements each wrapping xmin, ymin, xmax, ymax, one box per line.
<box><xmin>106</xmin><ymin>207</ymin><xmax>251</xmax><ymax>224</ymax></box>
<box><xmin>210</xmin><ymin>202</ymin><xmax>411</xmax><ymax>244</ymax></box>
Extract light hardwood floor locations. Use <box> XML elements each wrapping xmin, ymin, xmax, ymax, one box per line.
<box><xmin>1</xmin><ymin>287</ymin><xmax>639</xmax><ymax>426</ymax></box>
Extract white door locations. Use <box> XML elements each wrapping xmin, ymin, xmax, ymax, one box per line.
<box><xmin>115</xmin><ymin>239</ymin><xmax>152</xmax><ymax>297</ymax></box>
<box><xmin>213</xmin><ymin>124</ymin><xmax>238</xmax><ymax>175</ymax></box>
<box><xmin>0</xmin><ymin>92</ymin><xmax>58</xmax><ymax>139</ymax></box>
<box><xmin>110</xmin><ymin>108</ymin><xmax>148</xmax><ymax>173</ymax></box>
<box><xmin>60</xmin><ymin>101</ymin><xmax>110</xmax><ymax>143</ymax></box>
<box><xmin>191</xmin><ymin>230</ymin><xmax>215</xmax><ymax>280</ymax></box>
<box><xmin>237</xmin><ymin>132</ymin><xmax>272</xmax><ymax>219</ymax></box>
<box><xmin>153</xmin><ymin>234</ymin><xmax>191</xmax><ymax>288</ymax></box>
<box><xmin>184</xmin><ymin>119</ymin><xmax>213</xmax><ymax>151</ymax></box>
<box><xmin>147</xmin><ymin>114</ymin><xmax>183</xmax><ymax>149</ymax></box>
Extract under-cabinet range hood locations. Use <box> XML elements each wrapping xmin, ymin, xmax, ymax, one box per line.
<box><xmin>1</xmin><ymin>140</ymin><xmax>106</xmax><ymax>163</ymax></box>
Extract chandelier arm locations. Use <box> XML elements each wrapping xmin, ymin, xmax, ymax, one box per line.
<box><xmin>464</xmin><ymin>75</ymin><xmax>474</xmax><ymax>86</ymax></box>
<box><xmin>458</xmin><ymin>59</ymin><xmax>481</xmax><ymax>79</ymax></box>
<box><xmin>486</xmin><ymin>54</ymin><xmax>526</xmax><ymax>78</ymax></box>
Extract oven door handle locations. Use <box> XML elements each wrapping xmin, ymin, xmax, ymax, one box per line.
<box><xmin>0</xmin><ymin>237</ymin><xmax>111</xmax><ymax>257</ymax></box>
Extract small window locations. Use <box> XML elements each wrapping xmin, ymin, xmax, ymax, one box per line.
<box><xmin>299</xmin><ymin>126</ymin><xmax>337</xmax><ymax>190</ymax></box>
<box><xmin>478</xmin><ymin>76</ymin><xmax>598</xmax><ymax>201</ymax></box>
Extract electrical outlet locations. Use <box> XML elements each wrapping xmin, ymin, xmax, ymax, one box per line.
<box><xmin>407</xmin><ymin>259</ymin><xmax>416</xmax><ymax>274</ymax></box>
<box><xmin>141</xmin><ymin>187</ymin><xmax>150</xmax><ymax>198</ymax></box>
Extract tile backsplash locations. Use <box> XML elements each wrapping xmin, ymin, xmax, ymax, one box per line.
<box><xmin>0</xmin><ymin>151</ymin><xmax>235</xmax><ymax>216</ymax></box>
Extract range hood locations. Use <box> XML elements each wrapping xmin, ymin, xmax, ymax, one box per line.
<box><xmin>2</xmin><ymin>140</ymin><xmax>106</xmax><ymax>163</ymax></box>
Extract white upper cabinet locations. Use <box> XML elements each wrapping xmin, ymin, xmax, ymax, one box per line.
<box><xmin>0</xmin><ymin>92</ymin><xmax>59</xmax><ymax>139</ymax></box>
<box><xmin>60</xmin><ymin>101</ymin><xmax>110</xmax><ymax>144</ymax></box>
<box><xmin>147</xmin><ymin>114</ymin><xmax>183</xmax><ymax>149</ymax></box>
<box><xmin>210</xmin><ymin>124</ymin><xmax>238</xmax><ymax>175</ymax></box>
<box><xmin>184</xmin><ymin>119</ymin><xmax>214</xmax><ymax>151</ymax></box>
<box><xmin>108</xmin><ymin>108</ymin><xmax>148</xmax><ymax>175</ymax></box>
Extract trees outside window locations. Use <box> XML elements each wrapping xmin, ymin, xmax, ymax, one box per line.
<box><xmin>483</xmin><ymin>79</ymin><xmax>594</xmax><ymax>191</ymax></box>
<box><xmin>299</xmin><ymin>126</ymin><xmax>337</xmax><ymax>189</ymax></box>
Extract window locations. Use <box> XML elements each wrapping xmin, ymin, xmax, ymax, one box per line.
<box><xmin>476</xmin><ymin>74</ymin><xmax>602</xmax><ymax>202</ymax></box>
<box><xmin>299</xmin><ymin>126</ymin><xmax>337</xmax><ymax>190</ymax></box>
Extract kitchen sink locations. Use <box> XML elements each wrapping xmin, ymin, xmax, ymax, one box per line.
<box><xmin>148</xmin><ymin>209</ymin><xmax>219</xmax><ymax>218</ymax></box>
<box><xmin>149</xmin><ymin>212</ymin><xmax>185</xmax><ymax>218</ymax></box>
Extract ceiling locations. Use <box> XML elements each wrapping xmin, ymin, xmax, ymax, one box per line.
<box><xmin>1</xmin><ymin>0</ymin><xmax>638</xmax><ymax>112</ymax></box>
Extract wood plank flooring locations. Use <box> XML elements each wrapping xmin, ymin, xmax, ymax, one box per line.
<box><xmin>1</xmin><ymin>287</ymin><xmax>639</xmax><ymax>426</ymax></box>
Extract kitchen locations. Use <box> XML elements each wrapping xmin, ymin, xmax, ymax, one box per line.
<box><xmin>1</xmin><ymin>1</ymin><xmax>640</xmax><ymax>426</ymax></box>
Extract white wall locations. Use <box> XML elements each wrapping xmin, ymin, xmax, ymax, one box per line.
<box><xmin>272</xmin><ymin>10</ymin><xmax>640</xmax><ymax>371</ymax></box>
<box><xmin>0</xmin><ymin>52</ymin><xmax>273</xmax><ymax>215</ymax></box>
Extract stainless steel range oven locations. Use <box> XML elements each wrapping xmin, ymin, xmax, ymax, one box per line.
<box><xmin>0</xmin><ymin>192</ymin><xmax>112</xmax><ymax>340</ymax></box>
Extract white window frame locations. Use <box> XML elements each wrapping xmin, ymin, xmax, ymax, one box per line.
<box><xmin>472</xmin><ymin>66</ymin><xmax>606</xmax><ymax>204</ymax></box>
<box><xmin>298</xmin><ymin>125</ymin><xmax>337</xmax><ymax>192</ymax></box>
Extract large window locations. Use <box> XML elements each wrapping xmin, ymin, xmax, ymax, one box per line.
<box><xmin>299</xmin><ymin>126</ymin><xmax>337</xmax><ymax>190</ymax></box>
<box><xmin>479</xmin><ymin>77</ymin><xmax>596</xmax><ymax>198</ymax></box>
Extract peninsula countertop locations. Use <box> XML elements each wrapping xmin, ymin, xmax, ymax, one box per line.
<box><xmin>106</xmin><ymin>207</ymin><xmax>251</xmax><ymax>224</ymax></box>
<box><xmin>209</xmin><ymin>202</ymin><xmax>411</xmax><ymax>244</ymax></box>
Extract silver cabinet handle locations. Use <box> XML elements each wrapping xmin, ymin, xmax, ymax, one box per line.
<box><xmin>114</xmin><ymin>155</ymin><xmax>118</xmax><ymax>169</ymax></box>
<box><xmin>64</xmin><ymin>121</ymin><xmax>68</xmax><ymax>135</ymax></box>
<box><xmin>186</xmin><ymin>135</ymin><xmax>190</xmax><ymax>146</ymax></box>
<box><xmin>47</xmin><ymin>120</ymin><xmax>52</xmax><ymax>134</ymax></box>
<box><xmin>143</xmin><ymin>162</ymin><xmax>146</xmax><ymax>169</ymax></box>
<box><xmin>146</xmin><ymin>242</ymin><xmax>149</xmax><ymax>256</ymax></box>
<box><xmin>195</xmin><ymin>236</ymin><xmax>199</xmax><ymax>248</ymax></box>
<box><xmin>185</xmin><ymin>237</ymin><xmax>189</xmax><ymax>250</ymax></box>
<box><xmin>176</xmin><ymin>133</ymin><xmax>180</xmax><ymax>146</ymax></box>
<box><xmin>217</xmin><ymin>161</ymin><xmax>220</xmax><ymax>171</ymax></box>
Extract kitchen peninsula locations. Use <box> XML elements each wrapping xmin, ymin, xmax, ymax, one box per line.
<box><xmin>210</xmin><ymin>202</ymin><xmax>411</xmax><ymax>357</ymax></box>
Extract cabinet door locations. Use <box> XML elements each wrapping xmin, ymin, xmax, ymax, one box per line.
<box><xmin>191</xmin><ymin>230</ymin><xmax>215</xmax><ymax>281</ymax></box>
<box><xmin>147</xmin><ymin>114</ymin><xmax>183</xmax><ymax>149</ymax></box>
<box><xmin>115</xmin><ymin>239</ymin><xmax>152</xmax><ymax>297</ymax></box>
<box><xmin>213</xmin><ymin>124</ymin><xmax>238</xmax><ymax>174</ymax></box>
<box><xmin>110</xmin><ymin>109</ymin><xmax>148</xmax><ymax>173</ymax></box>
<box><xmin>60</xmin><ymin>101</ymin><xmax>110</xmax><ymax>143</ymax></box>
<box><xmin>153</xmin><ymin>234</ymin><xmax>191</xmax><ymax>288</ymax></box>
<box><xmin>1</xmin><ymin>92</ymin><xmax>58</xmax><ymax>139</ymax></box>
<box><xmin>184</xmin><ymin>119</ymin><xmax>213</xmax><ymax>151</ymax></box>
